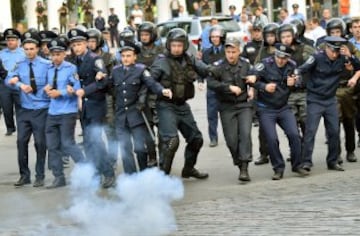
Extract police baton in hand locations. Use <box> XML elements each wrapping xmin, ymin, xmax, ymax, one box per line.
<box><xmin>141</xmin><ymin>111</ymin><xmax>155</xmax><ymax>142</ymax></box>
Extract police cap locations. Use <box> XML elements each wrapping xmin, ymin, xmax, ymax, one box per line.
<box><xmin>324</xmin><ymin>36</ymin><xmax>347</xmax><ymax>51</ymax></box>
<box><xmin>229</xmin><ymin>5</ymin><xmax>236</xmax><ymax>10</ymax></box>
<box><xmin>274</xmin><ymin>43</ymin><xmax>293</xmax><ymax>58</ymax></box>
<box><xmin>3</xmin><ymin>28</ymin><xmax>21</xmax><ymax>39</ymax></box>
<box><xmin>22</xmin><ymin>31</ymin><xmax>41</xmax><ymax>46</ymax></box>
<box><xmin>119</xmin><ymin>40</ymin><xmax>141</xmax><ymax>54</ymax></box>
<box><xmin>47</xmin><ymin>38</ymin><xmax>68</xmax><ymax>52</ymax></box>
<box><xmin>67</xmin><ymin>29</ymin><xmax>89</xmax><ymax>42</ymax></box>
<box><xmin>224</xmin><ymin>37</ymin><xmax>241</xmax><ymax>48</ymax></box>
<box><xmin>292</xmin><ymin>3</ymin><xmax>299</xmax><ymax>8</ymax></box>
<box><xmin>39</xmin><ymin>30</ymin><xmax>58</xmax><ymax>43</ymax></box>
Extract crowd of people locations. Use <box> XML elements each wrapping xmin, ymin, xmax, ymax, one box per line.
<box><xmin>0</xmin><ymin>1</ymin><xmax>360</xmax><ymax>190</ymax></box>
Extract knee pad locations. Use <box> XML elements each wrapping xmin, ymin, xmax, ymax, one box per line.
<box><xmin>167</xmin><ymin>136</ymin><xmax>180</xmax><ymax>152</ymax></box>
<box><xmin>188</xmin><ymin>137</ymin><xmax>203</xmax><ymax>152</ymax></box>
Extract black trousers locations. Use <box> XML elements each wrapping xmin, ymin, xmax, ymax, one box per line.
<box><xmin>17</xmin><ymin>108</ymin><xmax>48</xmax><ymax>179</ymax></box>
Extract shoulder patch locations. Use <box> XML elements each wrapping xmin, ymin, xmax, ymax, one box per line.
<box><xmin>73</xmin><ymin>73</ymin><xmax>79</xmax><ymax>80</ymax></box>
<box><xmin>94</xmin><ymin>59</ymin><xmax>105</xmax><ymax>70</ymax></box>
<box><xmin>305</xmin><ymin>55</ymin><xmax>315</xmax><ymax>65</ymax></box>
<box><xmin>254</xmin><ymin>63</ymin><xmax>265</xmax><ymax>71</ymax></box>
<box><xmin>143</xmin><ymin>69</ymin><xmax>151</xmax><ymax>77</ymax></box>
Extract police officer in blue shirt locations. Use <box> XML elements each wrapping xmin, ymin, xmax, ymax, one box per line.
<box><xmin>110</xmin><ymin>41</ymin><xmax>171</xmax><ymax>174</ymax></box>
<box><xmin>68</xmin><ymin>28</ymin><xmax>115</xmax><ymax>188</ymax></box>
<box><xmin>253</xmin><ymin>43</ymin><xmax>309</xmax><ymax>180</ymax></box>
<box><xmin>6</xmin><ymin>31</ymin><xmax>51</xmax><ymax>187</ymax></box>
<box><xmin>44</xmin><ymin>38</ymin><xmax>85</xmax><ymax>189</ymax></box>
<box><xmin>0</xmin><ymin>28</ymin><xmax>25</xmax><ymax>136</ymax></box>
<box><xmin>298</xmin><ymin>36</ymin><xmax>360</xmax><ymax>172</ymax></box>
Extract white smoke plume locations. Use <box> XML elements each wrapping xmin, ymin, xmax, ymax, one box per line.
<box><xmin>61</xmin><ymin>164</ymin><xmax>184</xmax><ymax>236</ymax></box>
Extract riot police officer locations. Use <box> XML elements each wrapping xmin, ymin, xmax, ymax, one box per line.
<box><xmin>241</xmin><ymin>21</ymin><xmax>264</xmax><ymax>65</ymax></box>
<box><xmin>110</xmin><ymin>41</ymin><xmax>170</xmax><ymax>174</ymax></box>
<box><xmin>6</xmin><ymin>31</ymin><xmax>51</xmax><ymax>187</ymax></box>
<box><xmin>252</xmin><ymin>43</ymin><xmax>309</xmax><ymax>180</ymax></box>
<box><xmin>44</xmin><ymin>38</ymin><xmax>85</xmax><ymax>188</ymax></box>
<box><xmin>207</xmin><ymin>37</ymin><xmax>254</xmax><ymax>182</ymax></box>
<box><xmin>290</xmin><ymin>19</ymin><xmax>315</xmax><ymax>47</ymax></box>
<box><xmin>253</xmin><ymin>23</ymin><xmax>280</xmax><ymax>165</ymax></box>
<box><xmin>136</xmin><ymin>22</ymin><xmax>165</xmax><ymax>166</ymax></box>
<box><xmin>202</xmin><ymin>25</ymin><xmax>226</xmax><ymax>147</ymax></box>
<box><xmin>0</xmin><ymin>29</ymin><xmax>25</xmax><ymax>136</ymax></box>
<box><xmin>68</xmin><ymin>28</ymin><xmax>116</xmax><ymax>188</ymax></box>
<box><xmin>298</xmin><ymin>36</ymin><xmax>360</xmax><ymax>172</ymax></box>
<box><xmin>149</xmin><ymin>28</ymin><xmax>209</xmax><ymax>179</ymax></box>
<box><xmin>278</xmin><ymin>23</ymin><xmax>315</xmax><ymax>149</ymax></box>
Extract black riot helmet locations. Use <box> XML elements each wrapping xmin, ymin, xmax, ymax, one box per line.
<box><xmin>290</xmin><ymin>18</ymin><xmax>305</xmax><ymax>37</ymax></box>
<box><xmin>86</xmin><ymin>28</ymin><xmax>105</xmax><ymax>49</ymax></box>
<box><xmin>209</xmin><ymin>25</ymin><xmax>227</xmax><ymax>45</ymax></box>
<box><xmin>137</xmin><ymin>21</ymin><xmax>158</xmax><ymax>45</ymax></box>
<box><xmin>342</xmin><ymin>16</ymin><xmax>352</xmax><ymax>37</ymax></box>
<box><xmin>326</xmin><ymin>18</ymin><xmax>346</xmax><ymax>36</ymax></box>
<box><xmin>277</xmin><ymin>23</ymin><xmax>297</xmax><ymax>45</ymax></box>
<box><xmin>165</xmin><ymin>28</ymin><xmax>189</xmax><ymax>52</ymax></box>
<box><xmin>119</xmin><ymin>28</ymin><xmax>136</xmax><ymax>44</ymax></box>
<box><xmin>263</xmin><ymin>23</ymin><xmax>279</xmax><ymax>46</ymax></box>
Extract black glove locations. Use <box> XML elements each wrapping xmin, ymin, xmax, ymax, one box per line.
<box><xmin>136</xmin><ymin>103</ymin><xmax>145</xmax><ymax>112</ymax></box>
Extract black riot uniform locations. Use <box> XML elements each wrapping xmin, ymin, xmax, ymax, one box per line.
<box><xmin>68</xmin><ymin>29</ymin><xmax>115</xmax><ymax>188</ymax></box>
<box><xmin>136</xmin><ymin>22</ymin><xmax>165</xmax><ymax>167</ymax></box>
<box><xmin>207</xmin><ymin>37</ymin><xmax>253</xmax><ymax>182</ymax></box>
<box><xmin>241</xmin><ymin>22</ymin><xmax>264</xmax><ymax>65</ymax></box>
<box><xmin>149</xmin><ymin>28</ymin><xmax>209</xmax><ymax>179</ymax></box>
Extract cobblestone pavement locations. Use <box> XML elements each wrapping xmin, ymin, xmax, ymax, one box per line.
<box><xmin>1</xmin><ymin>91</ymin><xmax>360</xmax><ymax>235</ymax></box>
<box><xmin>173</xmin><ymin>169</ymin><xmax>360</xmax><ymax>235</ymax></box>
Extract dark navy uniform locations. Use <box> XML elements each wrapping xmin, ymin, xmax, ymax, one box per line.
<box><xmin>241</xmin><ymin>40</ymin><xmax>262</xmax><ymax>65</ymax></box>
<box><xmin>253</xmin><ymin>44</ymin><xmax>306</xmax><ymax>179</ymax></box>
<box><xmin>45</xmin><ymin>39</ymin><xmax>85</xmax><ymax>187</ymax></box>
<box><xmin>78</xmin><ymin>49</ymin><xmax>114</xmax><ymax>177</ymax></box>
<box><xmin>207</xmin><ymin>53</ymin><xmax>253</xmax><ymax>180</ymax></box>
<box><xmin>107</xmin><ymin>11</ymin><xmax>119</xmax><ymax>48</ymax></box>
<box><xmin>298</xmin><ymin>36</ymin><xmax>360</xmax><ymax>171</ymax></box>
<box><xmin>0</xmin><ymin>29</ymin><xmax>25</xmax><ymax>135</ymax></box>
<box><xmin>6</xmin><ymin>32</ymin><xmax>51</xmax><ymax>186</ymax></box>
<box><xmin>111</xmin><ymin>61</ymin><xmax>163</xmax><ymax>174</ymax></box>
<box><xmin>202</xmin><ymin>45</ymin><xmax>224</xmax><ymax>146</ymax></box>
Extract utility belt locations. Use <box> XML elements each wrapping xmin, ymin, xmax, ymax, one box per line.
<box><xmin>161</xmin><ymin>98</ymin><xmax>186</xmax><ymax>106</ymax></box>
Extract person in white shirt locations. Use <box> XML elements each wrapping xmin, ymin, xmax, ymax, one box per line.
<box><xmin>238</xmin><ymin>14</ymin><xmax>252</xmax><ymax>42</ymax></box>
<box><xmin>307</xmin><ymin>17</ymin><xmax>326</xmax><ymax>45</ymax></box>
<box><xmin>178</xmin><ymin>5</ymin><xmax>189</xmax><ymax>18</ymax></box>
<box><xmin>131</xmin><ymin>4</ymin><xmax>143</xmax><ymax>27</ymax></box>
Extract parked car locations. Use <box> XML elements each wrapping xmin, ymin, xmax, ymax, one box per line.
<box><xmin>156</xmin><ymin>16</ymin><xmax>245</xmax><ymax>55</ymax></box>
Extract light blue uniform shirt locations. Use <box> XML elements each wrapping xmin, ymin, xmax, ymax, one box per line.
<box><xmin>6</xmin><ymin>56</ymin><xmax>51</xmax><ymax>110</ymax></box>
<box><xmin>47</xmin><ymin>61</ymin><xmax>81</xmax><ymax>115</ymax></box>
<box><xmin>0</xmin><ymin>47</ymin><xmax>26</xmax><ymax>71</ymax></box>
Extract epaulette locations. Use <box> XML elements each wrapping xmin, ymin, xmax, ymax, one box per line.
<box><xmin>38</xmin><ymin>57</ymin><xmax>52</xmax><ymax>64</ymax></box>
<box><xmin>213</xmin><ymin>59</ymin><xmax>223</xmax><ymax>66</ymax></box>
<box><xmin>264</xmin><ymin>56</ymin><xmax>274</xmax><ymax>63</ymax></box>
<box><xmin>113</xmin><ymin>64</ymin><xmax>122</xmax><ymax>70</ymax></box>
<box><xmin>89</xmin><ymin>51</ymin><xmax>99</xmax><ymax>58</ymax></box>
<box><xmin>135</xmin><ymin>63</ymin><xmax>146</xmax><ymax>70</ymax></box>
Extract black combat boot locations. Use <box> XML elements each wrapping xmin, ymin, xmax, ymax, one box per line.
<box><xmin>181</xmin><ymin>159</ymin><xmax>209</xmax><ymax>179</ymax></box>
<box><xmin>238</xmin><ymin>162</ymin><xmax>250</xmax><ymax>181</ymax></box>
<box><xmin>254</xmin><ymin>155</ymin><xmax>269</xmax><ymax>165</ymax></box>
